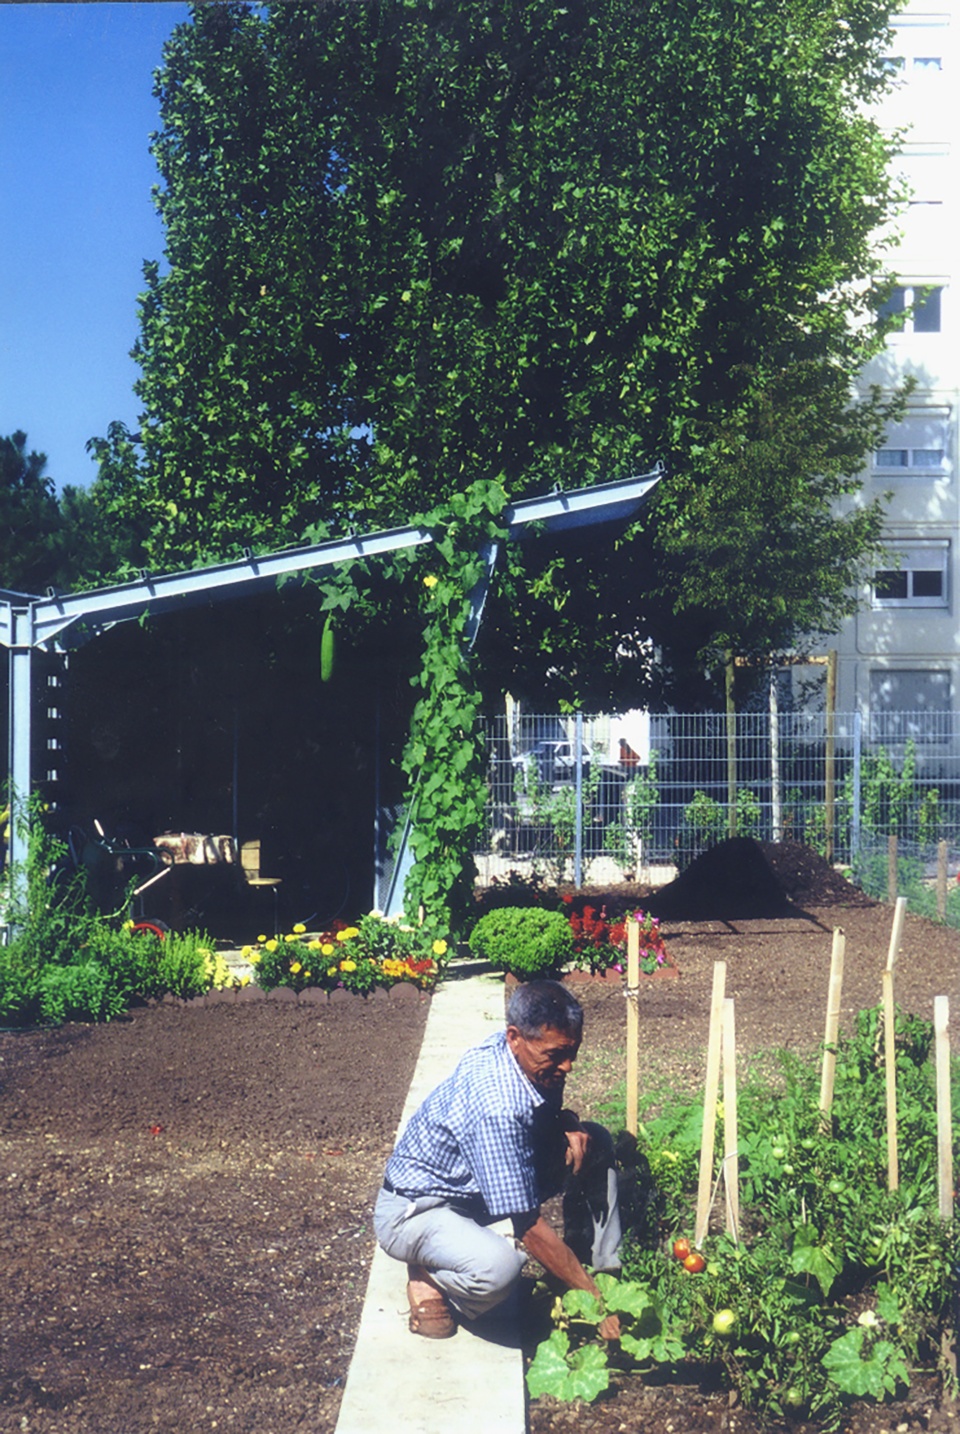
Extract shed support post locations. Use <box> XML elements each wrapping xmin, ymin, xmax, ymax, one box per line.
<box><xmin>7</xmin><ymin>610</ymin><xmax>34</xmax><ymax>876</ymax></box>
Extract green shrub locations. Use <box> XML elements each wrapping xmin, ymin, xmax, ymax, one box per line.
<box><xmin>468</xmin><ymin>906</ymin><xmax>574</xmax><ymax>978</ymax></box>
<box><xmin>37</xmin><ymin>961</ymin><xmax>125</xmax><ymax>1025</ymax></box>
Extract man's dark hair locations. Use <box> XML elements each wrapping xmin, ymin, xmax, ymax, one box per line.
<box><xmin>506</xmin><ymin>979</ymin><xmax>584</xmax><ymax>1040</ymax></box>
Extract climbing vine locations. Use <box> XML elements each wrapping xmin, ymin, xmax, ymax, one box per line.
<box><xmin>400</xmin><ymin>481</ymin><xmax>510</xmax><ymax>936</ymax></box>
<box><xmin>310</xmin><ymin>480</ymin><xmax>510</xmax><ymax>937</ymax></box>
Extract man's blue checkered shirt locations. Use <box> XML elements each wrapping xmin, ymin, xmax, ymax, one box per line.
<box><xmin>384</xmin><ymin>1030</ymin><xmax>560</xmax><ymax>1220</ymax></box>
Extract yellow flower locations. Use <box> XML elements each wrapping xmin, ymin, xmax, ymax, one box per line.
<box><xmin>257</xmin><ymin>934</ymin><xmax>267</xmax><ymax>944</ymax></box>
<box><xmin>265</xmin><ymin>939</ymin><xmax>278</xmax><ymax>953</ymax></box>
<box><xmin>432</xmin><ymin>939</ymin><xmax>448</xmax><ymax>956</ymax></box>
<box><xmin>284</xmin><ymin>933</ymin><xmax>298</xmax><ymax>943</ymax></box>
<box><xmin>303</xmin><ymin>971</ymin><xmax>311</xmax><ymax>980</ymax></box>
<box><xmin>423</xmin><ymin>573</ymin><xmax>438</xmax><ymax>589</ymax></box>
<box><xmin>308</xmin><ymin>938</ymin><xmax>321</xmax><ymax>949</ymax></box>
<box><xmin>337</xmin><ymin>926</ymin><xmax>360</xmax><ymax>942</ymax></box>
<box><xmin>327</xmin><ymin>966</ymin><xmax>337</xmax><ymax>976</ymax></box>
<box><xmin>340</xmin><ymin>959</ymin><xmax>357</xmax><ymax>972</ymax></box>
<box><xmin>248</xmin><ymin>951</ymin><xmax>261</xmax><ymax>964</ymax></box>
<box><xmin>292</xmin><ymin>922</ymin><xmax>306</xmax><ymax>935</ymax></box>
<box><xmin>290</xmin><ymin>961</ymin><xmax>302</xmax><ymax>974</ymax></box>
<box><xmin>241</xmin><ymin>945</ymin><xmax>253</xmax><ymax>959</ymax></box>
<box><xmin>321</xmin><ymin>942</ymin><xmax>335</xmax><ymax>956</ymax></box>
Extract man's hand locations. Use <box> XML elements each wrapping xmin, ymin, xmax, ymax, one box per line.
<box><xmin>563</xmin><ymin>1127</ymin><xmax>589</xmax><ymax>1176</ymax></box>
<box><xmin>520</xmin><ymin>1215</ymin><xmax>619</xmax><ymax>1341</ymax></box>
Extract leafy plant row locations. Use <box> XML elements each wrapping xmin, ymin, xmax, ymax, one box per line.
<box><xmin>529</xmin><ymin>1007</ymin><xmax>959</xmax><ymax>1428</ymax></box>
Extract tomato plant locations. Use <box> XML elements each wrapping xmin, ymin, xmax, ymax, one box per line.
<box><xmin>527</xmin><ymin>1002</ymin><xmax>960</xmax><ymax>1429</ymax></box>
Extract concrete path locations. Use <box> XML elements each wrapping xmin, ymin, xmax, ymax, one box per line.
<box><xmin>334</xmin><ymin>967</ymin><xmax>528</xmax><ymax>1434</ymax></box>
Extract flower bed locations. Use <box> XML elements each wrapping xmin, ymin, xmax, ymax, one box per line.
<box><xmin>247</xmin><ymin>913</ymin><xmax>446</xmax><ymax>996</ymax></box>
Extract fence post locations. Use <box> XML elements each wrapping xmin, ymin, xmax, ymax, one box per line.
<box><xmin>574</xmin><ymin>712</ymin><xmax>583</xmax><ymax>888</ymax></box>
<box><xmin>725</xmin><ymin>653</ymin><xmax>736</xmax><ymax>839</ymax></box>
<box><xmin>824</xmin><ymin>650</ymin><xmax>837</xmax><ymax>863</ymax></box>
<box><xmin>769</xmin><ymin>670</ymin><xmax>782</xmax><ymax>842</ymax></box>
<box><xmin>851</xmin><ymin>709</ymin><xmax>862</xmax><ymax>863</ymax></box>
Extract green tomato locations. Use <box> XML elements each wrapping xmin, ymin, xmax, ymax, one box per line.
<box><xmin>828</xmin><ymin>1178</ymin><xmax>846</xmax><ymax>1195</ymax></box>
<box><xmin>783</xmin><ymin>1387</ymin><xmax>805</xmax><ymax>1409</ymax></box>
<box><xmin>781</xmin><ymin>1163</ymin><xmax>795</xmax><ymax>1176</ymax></box>
<box><xmin>771</xmin><ymin>1146</ymin><xmax>786</xmax><ymax>1160</ymax></box>
<box><xmin>783</xmin><ymin>1330</ymin><xmax>801</xmax><ymax>1346</ymax></box>
<box><xmin>800</xmin><ymin>1137</ymin><xmax>816</xmax><ymax>1151</ymax></box>
<box><xmin>712</xmin><ymin>1308</ymin><xmax>737</xmax><ymax>1336</ymax></box>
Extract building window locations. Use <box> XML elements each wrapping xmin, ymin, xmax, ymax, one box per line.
<box><xmin>869</xmin><ymin>669</ymin><xmax>951</xmax><ymax>743</ymax></box>
<box><xmin>875</xmin><ymin>447</ymin><xmax>945</xmax><ymax>472</ymax></box>
<box><xmin>873</xmin><ymin>543</ymin><xmax>949</xmax><ymax>608</ymax></box>
<box><xmin>873</xmin><ymin>410</ymin><xmax>951</xmax><ymax>478</ymax></box>
<box><xmin>878</xmin><ymin>284</ymin><xmax>944</xmax><ymax>333</ymax></box>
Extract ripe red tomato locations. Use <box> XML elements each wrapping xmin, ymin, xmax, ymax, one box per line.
<box><xmin>672</xmin><ymin>1237</ymin><xmax>691</xmax><ymax>1261</ymax></box>
<box><xmin>683</xmin><ymin>1251</ymin><xmax>706</xmax><ymax>1273</ymax></box>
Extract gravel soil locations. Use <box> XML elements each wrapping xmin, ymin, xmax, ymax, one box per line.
<box><xmin>1</xmin><ymin>841</ymin><xmax>957</xmax><ymax>1434</ymax></box>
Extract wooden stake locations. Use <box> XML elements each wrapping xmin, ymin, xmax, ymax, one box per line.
<box><xmin>886</xmin><ymin>896</ymin><xmax>907</xmax><ymax>972</ymax></box>
<box><xmin>625</xmin><ymin>918</ymin><xmax>639</xmax><ymax>1136</ymax></box>
<box><xmin>694</xmin><ymin>961</ymin><xmax>726</xmax><ymax>1247</ymax></box>
<box><xmin>887</xmin><ymin>834</ymin><xmax>898</xmax><ymax>905</ymax></box>
<box><xmin>819</xmin><ymin>928</ymin><xmax>845</xmax><ymax>1130</ymax></box>
<box><xmin>935</xmin><ymin>997</ymin><xmax>953</xmax><ymax>1222</ymax></box>
<box><xmin>882</xmin><ymin>968</ymin><xmax>899</xmax><ymax>1191</ymax></box>
<box><xmin>935</xmin><ymin>996</ymin><xmax>957</xmax><ymax>1383</ymax></box>
<box><xmin>936</xmin><ymin>840</ymin><xmax>948</xmax><ymax>922</ymax></box>
<box><xmin>722</xmin><ymin>996</ymin><xmax>740</xmax><ymax>1243</ymax></box>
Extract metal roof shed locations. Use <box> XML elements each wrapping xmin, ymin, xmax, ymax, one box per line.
<box><xmin>2</xmin><ymin>469</ymin><xmax>660</xmax><ymax>900</ymax></box>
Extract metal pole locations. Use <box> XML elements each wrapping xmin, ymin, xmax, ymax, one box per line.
<box><xmin>769</xmin><ymin>668</ymin><xmax>782</xmax><ymax>842</ymax></box>
<box><xmin>7</xmin><ymin>609</ymin><xmax>34</xmax><ymax>875</ymax></box>
<box><xmin>825</xmin><ymin>649</ymin><xmax>837</xmax><ymax>863</ymax></box>
<box><xmin>851</xmin><ymin>709</ymin><xmax>862</xmax><ymax>862</ymax></box>
<box><xmin>574</xmin><ymin>712</ymin><xmax>583</xmax><ymax>887</ymax></box>
<box><xmin>725</xmin><ymin>653</ymin><xmax>736</xmax><ymax>838</ymax></box>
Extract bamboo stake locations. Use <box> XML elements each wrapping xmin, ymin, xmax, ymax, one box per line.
<box><xmin>819</xmin><ymin>928</ymin><xmax>845</xmax><ymax>1130</ymax></box>
<box><xmin>722</xmin><ymin>996</ymin><xmax>740</xmax><ymax>1243</ymax></box>
<box><xmin>882</xmin><ymin>968</ymin><xmax>899</xmax><ymax>1191</ymax></box>
<box><xmin>886</xmin><ymin>896</ymin><xmax>907</xmax><ymax>972</ymax></box>
<box><xmin>694</xmin><ymin>961</ymin><xmax>726</xmax><ymax>1247</ymax></box>
<box><xmin>935</xmin><ymin>997</ymin><xmax>953</xmax><ymax>1222</ymax></box>
<box><xmin>625</xmin><ymin>918</ymin><xmax>639</xmax><ymax>1136</ymax></box>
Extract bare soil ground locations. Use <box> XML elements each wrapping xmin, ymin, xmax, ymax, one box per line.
<box><xmin>1</xmin><ymin>841</ymin><xmax>957</xmax><ymax>1434</ymax></box>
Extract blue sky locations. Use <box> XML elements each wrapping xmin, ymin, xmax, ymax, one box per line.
<box><xmin>1</xmin><ymin>2</ymin><xmax>191</xmax><ymax>491</ymax></box>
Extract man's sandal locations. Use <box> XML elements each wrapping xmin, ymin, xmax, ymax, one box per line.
<box><xmin>407</xmin><ymin>1290</ymin><xmax>457</xmax><ymax>1339</ymax></box>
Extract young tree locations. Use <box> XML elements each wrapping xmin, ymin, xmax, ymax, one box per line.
<box><xmin>1</xmin><ymin>432</ymin><xmax>65</xmax><ymax>593</ymax></box>
<box><xmin>94</xmin><ymin>0</ymin><xmax>905</xmax><ymax>704</ymax></box>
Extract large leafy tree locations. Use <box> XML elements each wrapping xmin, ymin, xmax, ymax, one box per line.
<box><xmin>93</xmin><ymin>0</ymin><xmax>905</xmax><ymax>704</ymax></box>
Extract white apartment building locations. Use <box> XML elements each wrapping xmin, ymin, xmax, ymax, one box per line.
<box><xmin>813</xmin><ymin>7</ymin><xmax>960</xmax><ymax>736</ymax></box>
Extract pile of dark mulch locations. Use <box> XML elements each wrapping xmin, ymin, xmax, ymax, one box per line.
<box><xmin>480</xmin><ymin>839</ymin><xmax>876</xmax><ymax>925</ymax></box>
<box><xmin>644</xmin><ymin>838</ymin><xmax>876</xmax><ymax>921</ymax></box>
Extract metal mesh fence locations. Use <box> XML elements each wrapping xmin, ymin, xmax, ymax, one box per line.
<box><xmin>478</xmin><ymin>711</ymin><xmax>960</xmax><ymax>914</ymax></box>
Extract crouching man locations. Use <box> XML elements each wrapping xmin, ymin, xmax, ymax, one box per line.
<box><xmin>374</xmin><ymin>978</ymin><xmax>622</xmax><ymax>1340</ymax></box>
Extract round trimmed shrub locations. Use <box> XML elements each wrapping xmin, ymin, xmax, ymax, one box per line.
<box><xmin>468</xmin><ymin>907</ymin><xmax>574</xmax><ymax>979</ymax></box>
